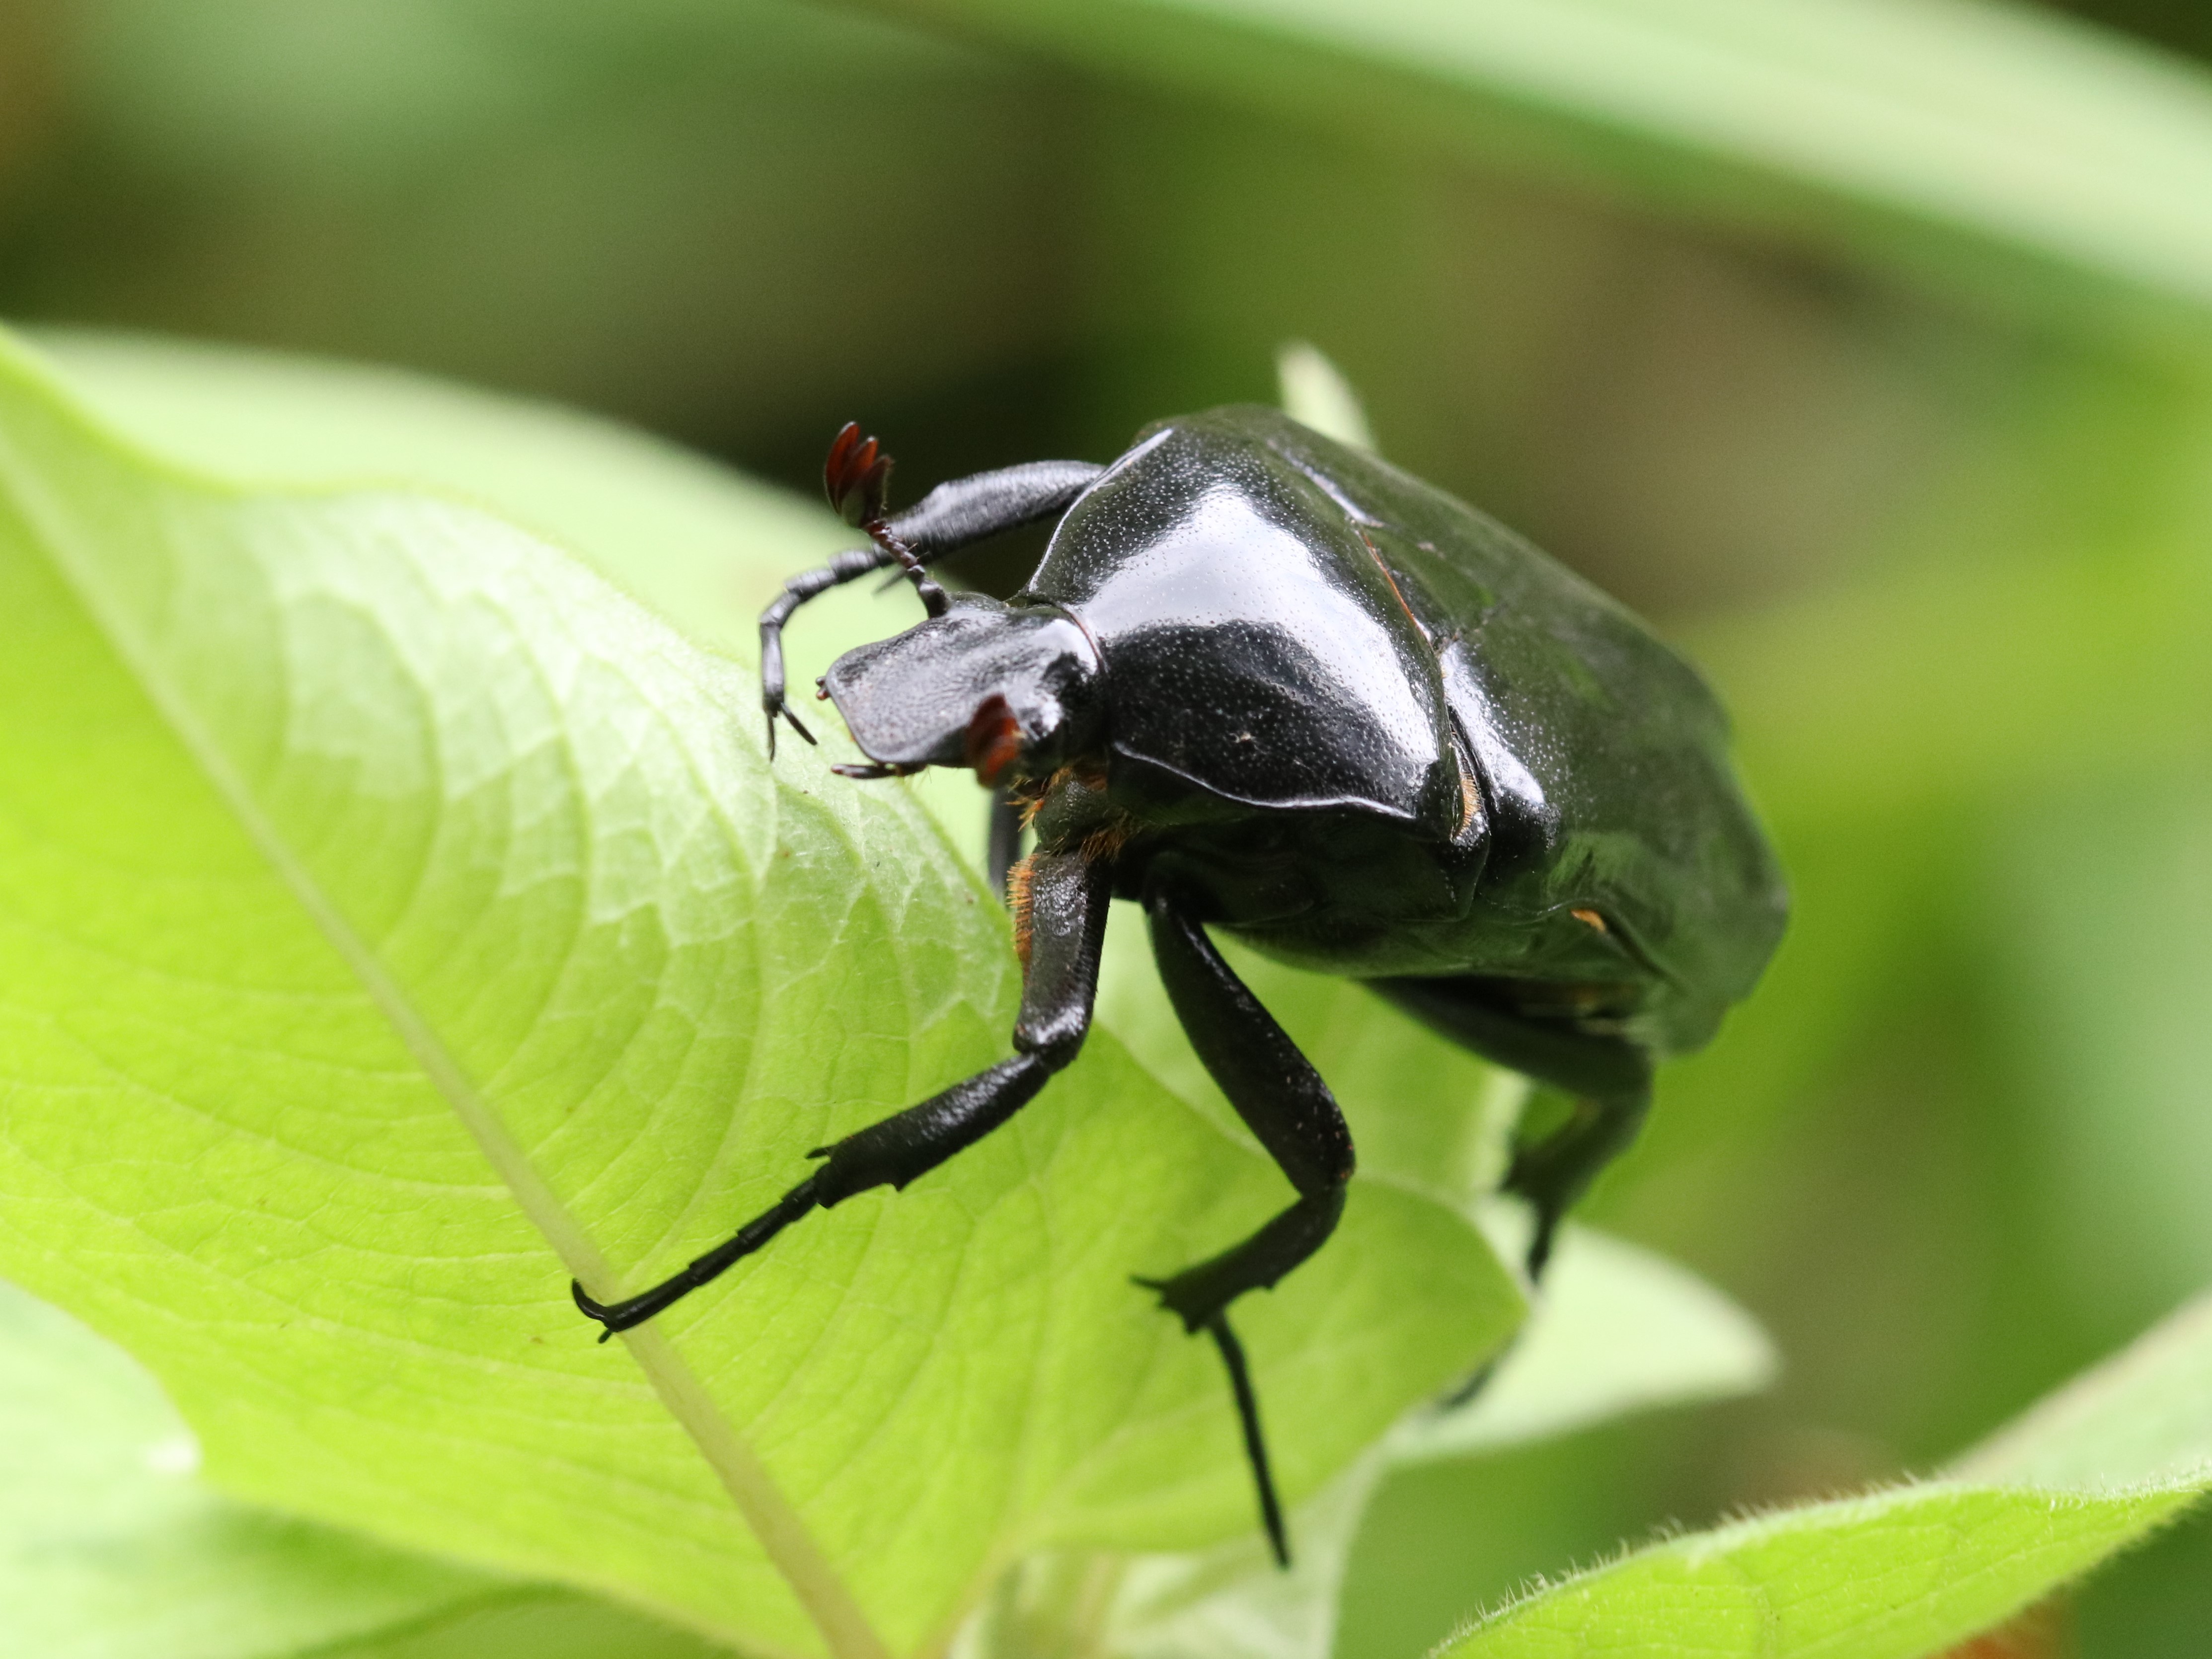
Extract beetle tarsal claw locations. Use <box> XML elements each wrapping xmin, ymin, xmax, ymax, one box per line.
<box><xmin>571</xmin><ymin>1280</ymin><xmax>620</xmax><ymax>1342</ymax></box>
<box><xmin>1129</xmin><ymin>1271</ymin><xmax>1206</xmax><ymax>1334</ymax></box>
<box><xmin>761</xmin><ymin>698</ymin><xmax>817</xmax><ymax>759</ymax></box>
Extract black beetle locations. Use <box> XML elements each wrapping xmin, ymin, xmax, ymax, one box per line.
<box><xmin>575</xmin><ymin>407</ymin><xmax>1787</xmax><ymax>1564</ymax></box>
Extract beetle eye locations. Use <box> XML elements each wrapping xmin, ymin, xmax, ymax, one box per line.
<box><xmin>963</xmin><ymin>694</ymin><xmax>1025</xmax><ymax>786</ymax></box>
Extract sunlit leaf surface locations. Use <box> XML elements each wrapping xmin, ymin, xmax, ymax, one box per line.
<box><xmin>0</xmin><ymin>328</ymin><xmax>1518</xmax><ymax>1657</ymax></box>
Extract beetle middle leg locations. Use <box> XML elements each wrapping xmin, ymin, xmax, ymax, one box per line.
<box><xmin>1140</xmin><ymin>887</ymin><xmax>1356</xmax><ymax>1568</ymax></box>
<box><xmin>573</xmin><ymin>846</ymin><xmax>1110</xmax><ymax>1337</ymax></box>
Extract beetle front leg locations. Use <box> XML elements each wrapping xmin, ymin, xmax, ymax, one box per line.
<box><xmin>573</xmin><ymin>847</ymin><xmax>1110</xmax><ymax>1337</ymax></box>
<box><xmin>1140</xmin><ymin>888</ymin><xmax>1357</xmax><ymax>1568</ymax></box>
<box><xmin>759</xmin><ymin>455</ymin><xmax>1105</xmax><ymax>756</ymax></box>
<box><xmin>761</xmin><ymin>546</ymin><xmax>886</xmax><ymax>754</ymax></box>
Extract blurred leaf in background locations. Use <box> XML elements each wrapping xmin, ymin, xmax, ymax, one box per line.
<box><xmin>0</xmin><ymin>0</ymin><xmax>1078</xmax><ymax>483</ymax></box>
<box><xmin>7</xmin><ymin>0</ymin><xmax>2212</xmax><ymax>1654</ymax></box>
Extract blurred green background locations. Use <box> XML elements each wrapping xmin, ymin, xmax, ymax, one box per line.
<box><xmin>4</xmin><ymin>0</ymin><xmax>2211</xmax><ymax>1653</ymax></box>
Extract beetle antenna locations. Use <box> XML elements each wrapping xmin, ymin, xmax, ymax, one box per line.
<box><xmin>822</xmin><ymin>421</ymin><xmax>949</xmax><ymax>620</ymax></box>
<box><xmin>822</xmin><ymin>421</ymin><xmax>890</xmax><ymax>525</ymax></box>
<box><xmin>869</xmin><ymin>519</ymin><xmax>951</xmax><ymax>619</ymax></box>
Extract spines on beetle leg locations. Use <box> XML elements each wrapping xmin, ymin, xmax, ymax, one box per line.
<box><xmin>1008</xmin><ymin>852</ymin><xmax>1038</xmax><ymax>969</ymax></box>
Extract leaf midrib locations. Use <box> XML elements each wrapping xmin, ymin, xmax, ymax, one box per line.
<box><xmin>0</xmin><ymin>417</ymin><xmax>892</xmax><ymax>1659</ymax></box>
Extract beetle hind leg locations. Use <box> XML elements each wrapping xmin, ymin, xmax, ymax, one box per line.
<box><xmin>1204</xmin><ymin>1311</ymin><xmax>1287</xmax><ymax>1567</ymax></box>
<box><xmin>1134</xmin><ymin>1186</ymin><xmax>1347</xmax><ymax>1333</ymax></box>
<box><xmin>1141</xmin><ymin>888</ymin><xmax>1357</xmax><ymax>1569</ymax></box>
<box><xmin>1373</xmin><ymin>977</ymin><xmax>1655</xmax><ymax>1282</ymax></box>
<box><xmin>1503</xmin><ymin>1085</ymin><xmax>1651</xmax><ymax>1280</ymax></box>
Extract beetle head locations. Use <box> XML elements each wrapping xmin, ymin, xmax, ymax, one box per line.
<box><xmin>822</xmin><ymin>593</ymin><xmax>1103</xmax><ymax>786</ymax></box>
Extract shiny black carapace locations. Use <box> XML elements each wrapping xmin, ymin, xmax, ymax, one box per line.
<box><xmin>575</xmin><ymin>407</ymin><xmax>1787</xmax><ymax>1564</ymax></box>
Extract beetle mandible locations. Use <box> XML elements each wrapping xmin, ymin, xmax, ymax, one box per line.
<box><xmin>574</xmin><ymin>406</ymin><xmax>1788</xmax><ymax>1565</ymax></box>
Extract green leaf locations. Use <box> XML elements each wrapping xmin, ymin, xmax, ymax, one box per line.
<box><xmin>1388</xmin><ymin>1220</ymin><xmax>1778</xmax><ymax>1464</ymax></box>
<box><xmin>16</xmin><ymin>332</ymin><xmax>1783</xmax><ymax>1659</ymax></box>
<box><xmin>1273</xmin><ymin>342</ymin><xmax>1375</xmax><ymax>452</ymax></box>
<box><xmin>19</xmin><ymin>327</ymin><xmax>851</xmax><ymax>655</ymax></box>
<box><xmin>1439</xmin><ymin>1289</ymin><xmax>2212</xmax><ymax>1658</ymax></box>
<box><xmin>860</xmin><ymin>0</ymin><xmax>2212</xmax><ymax>318</ymax></box>
<box><xmin>0</xmin><ymin>1274</ymin><xmax>486</xmax><ymax>1659</ymax></box>
<box><xmin>0</xmin><ymin>327</ymin><xmax>1519</xmax><ymax>1657</ymax></box>
<box><xmin>0</xmin><ymin>1034</ymin><xmax>1772</xmax><ymax>1659</ymax></box>
<box><xmin>957</xmin><ymin>1222</ymin><xmax>1775</xmax><ymax>1659</ymax></box>
<box><xmin>0</xmin><ymin>1273</ymin><xmax>725</xmax><ymax>1659</ymax></box>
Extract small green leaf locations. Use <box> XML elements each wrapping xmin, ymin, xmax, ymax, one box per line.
<box><xmin>1275</xmin><ymin>342</ymin><xmax>1376</xmax><ymax>451</ymax></box>
<box><xmin>956</xmin><ymin>1219</ymin><xmax>1773</xmax><ymax>1659</ymax></box>
<box><xmin>1440</xmin><ymin>1290</ymin><xmax>2212</xmax><ymax>1658</ymax></box>
<box><xmin>0</xmin><ymin>1276</ymin><xmax>489</xmax><ymax>1659</ymax></box>
<box><xmin>1390</xmin><ymin>1220</ymin><xmax>1778</xmax><ymax>1464</ymax></box>
<box><xmin>0</xmin><ymin>327</ymin><xmax>1519</xmax><ymax>1657</ymax></box>
<box><xmin>0</xmin><ymin>1271</ymin><xmax>729</xmax><ymax>1659</ymax></box>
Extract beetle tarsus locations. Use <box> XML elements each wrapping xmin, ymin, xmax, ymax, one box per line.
<box><xmin>769</xmin><ymin>700</ymin><xmax>816</xmax><ymax>750</ymax></box>
<box><xmin>1208</xmin><ymin>1311</ymin><xmax>1291</xmax><ymax>1568</ymax></box>
<box><xmin>571</xmin><ymin>1175</ymin><xmax>826</xmax><ymax>1338</ymax></box>
<box><xmin>1502</xmin><ymin>1087</ymin><xmax>1651</xmax><ymax>1281</ymax></box>
<box><xmin>569</xmin><ymin>854</ymin><xmax>1108</xmax><ymax>1338</ymax></box>
<box><xmin>1136</xmin><ymin>887</ymin><xmax>1354</xmax><ymax>1571</ymax></box>
<box><xmin>1443</xmin><ymin>1356</ymin><xmax>1500</xmax><ymax>1409</ymax></box>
